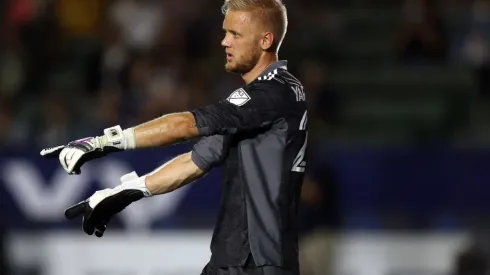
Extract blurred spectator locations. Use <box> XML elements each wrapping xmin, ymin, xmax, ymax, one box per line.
<box><xmin>395</xmin><ymin>0</ymin><xmax>447</xmax><ymax>65</ymax></box>
<box><xmin>183</xmin><ymin>1</ymin><xmax>218</xmax><ymax>60</ymax></box>
<box><xmin>0</xmin><ymin>98</ymin><xmax>16</xmax><ymax>146</ymax></box>
<box><xmin>125</xmin><ymin>54</ymin><xmax>151</xmax><ymax>119</ymax></box>
<box><xmin>453</xmin><ymin>245</ymin><xmax>489</xmax><ymax>275</ymax></box>
<box><xmin>6</xmin><ymin>0</ymin><xmax>35</xmax><ymax>29</ymax></box>
<box><xmin>109</xmin><ymin>0</ymin><xmax>165</xmax><ymax>53</ymax></box>
<box><xmin>460</xmin><ymin>0</ymin><xmax>490</xmax><ymax>98</ymax></box>
<box><xmin>2</xmin><ymin>0</ymin><xmax>33</xmax><ymax>99</ymax></box>
<box><xmin>298</xmin><ymin>59</ymin><xmax>342</xmax><ymax>127</ymax></box>
<box><xmin>299</xmin><ymin>161</ymin><xmax>340</xmax><ymax>234</ymax></box>
<box><xmin>32</xmin><ymin>96</ymin><xmax>73</xmax><ymax>148</ymax></box>
<box><xmin>99</xmin><ymin>20</ymin><xmax>128</xmax><ymax>91</ymax></box>
<box><xmin>461</xmin><ymin>0</ymin><xmax>490</xmax><ymax>65</ymax></box>
<box><xmin>292</xmin><ymin>4</ymin><xmax>343</xmax><ymax>66</ymax></box>
<box><xmin>298</xmin><ymin>158</ymin><xmax>339</xmax><ymax>275</ymax></box>
<box><xmin>93</xmin><ymin>88</ymin><xmax>124</xmax><ymax>130</ymax></box>
<box><xmin>11</xmin><ymin>0</ymin><xmax>60</xmax><ymax>96</ymax></box>
<box><xmin>56</xmin><ymin>0</ymin><xmax>104</xmax><ymax>39</ymax></box>
<box><xmin>0</xmin><ymin>224</ymin><xmax>9</xmax><ymax>275</ymax></box>
<box><xmin>0</xmin><ymin>44</ymin><xmax>23</xmax><ymax>99</ymax></box>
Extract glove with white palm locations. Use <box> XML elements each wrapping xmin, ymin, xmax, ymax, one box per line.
<box><xmin>64</xmin><ymin>171</ymin><xmax>153</xmax><ymax>237</ymax></box>
<box><xmin>40</xmin><ymin>125</ymin><xmax>135</xmax><ymax>175</ymax></box>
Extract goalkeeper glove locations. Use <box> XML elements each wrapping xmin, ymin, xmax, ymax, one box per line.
<box><xmin>64</xmin><ymin>171</ymin><xmax>152</xmax><ymax>237</ymax></box>
<box><xmin>40</xmin><ymin>125</ymin><xmax>135</xmax><ymax>175</ymax></box>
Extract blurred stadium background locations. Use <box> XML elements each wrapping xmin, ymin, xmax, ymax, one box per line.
<box><xmin>2</xmin><ymin>0</ymin><xmax>490</xmax><ymax>274</ymax></box>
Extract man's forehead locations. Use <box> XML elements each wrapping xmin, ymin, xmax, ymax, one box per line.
<box><xmin>223</xmin><ymin>10</ymin><xmax>253</xmax><ymax>27</ymax></box>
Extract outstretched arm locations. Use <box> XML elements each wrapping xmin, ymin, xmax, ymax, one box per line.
<box><xmin>144</xmin><ymin>133</ymin><xmax>229</xmax><ymax>193</ymax></box>
<box><xmin>64</xmin><ymin>151</ymin><xmax>210</xmax><ymax>237</ymax></box>
<box><xmin>144</xmin><ymin>152</ymin><xmax>205</xmax><ymax>194</ymax></box>
<box><xmin>131</xmin><ymin>112</ymin><xmax>199</xmax><ymax>149</ymax></box>
<box><xmin>63</xmin><ymin>135</ymin><xmax>229</xmax><ymax>237</ymax></box>
<box><xmin>41</xmin><ymin>82</ymin><xmax>276</xmax><ymax>174</ymax></box>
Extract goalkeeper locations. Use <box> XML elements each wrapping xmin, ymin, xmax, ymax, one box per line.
<box><xmin>41</xmin><ymin>0</ymin><xmax>306</xmax><ymax>274</ymax></box>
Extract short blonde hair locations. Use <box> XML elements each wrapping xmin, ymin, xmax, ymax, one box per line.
<box><xmin>222</xmin><ymin>0</ymin><xmax>288</xmax><ymax>52</ymax></box>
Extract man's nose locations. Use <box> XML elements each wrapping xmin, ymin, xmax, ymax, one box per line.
<box><xmin>221</xmin><ymin>36</ymin><xmax>230</xmax><ymax>47</ymax></box>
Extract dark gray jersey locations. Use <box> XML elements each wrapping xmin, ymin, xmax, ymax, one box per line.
<box><xmin>190</xmin><ymin>61</ymin><xmax>307</xmax><ymax>269</ymax></box>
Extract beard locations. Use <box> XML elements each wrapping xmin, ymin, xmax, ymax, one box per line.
<box><xmin>225</xmin><ymin>47</ymin><xmax>261</xmax><ymax>74</ymax></box>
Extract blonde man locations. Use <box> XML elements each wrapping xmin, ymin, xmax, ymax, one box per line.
<box><xmin>42</xmin><ymin>1</ymin><xmax>307</xmax><ymax>274</ymax></box>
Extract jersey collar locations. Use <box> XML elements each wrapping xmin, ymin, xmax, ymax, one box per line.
<box><xmin>257</xmin><ymin>60</ymin><xmax>288</xmax><ymax>79</ymax></box>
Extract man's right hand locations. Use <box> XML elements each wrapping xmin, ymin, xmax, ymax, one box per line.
<box><xmin>40</xmin><ymin>125</ymin><xmax>128</xmax><ymax>174</ymax></box>
<box><xmin>64</xmin><ymin>171</ymin><xmax>152</xmax><ymax>237</ymax></box>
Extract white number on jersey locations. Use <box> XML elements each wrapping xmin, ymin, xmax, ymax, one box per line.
<box><xmin>292</xmin><ymin>110</ymin><xmax>307</xmax><ymax>172</ymax></box>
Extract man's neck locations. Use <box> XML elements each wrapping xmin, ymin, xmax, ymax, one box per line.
<box><xmin>242</xmin><ymin>54</ymin><xmax>278</xmax><ymax>84</ymax></box>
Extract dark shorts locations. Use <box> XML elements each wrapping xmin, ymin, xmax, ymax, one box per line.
<box><xmin>200</xmin><ymin>263</ymin><xmax>299</xmax><ymax>275</ymax></box>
